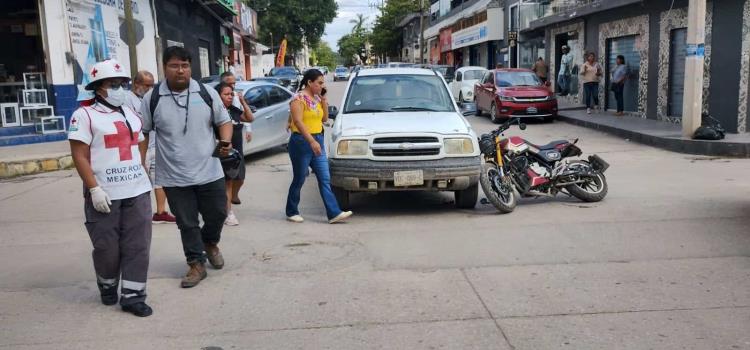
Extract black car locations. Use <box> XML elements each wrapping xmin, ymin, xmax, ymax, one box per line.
<box><xmin>426</xmin><ymin>65</ymin><xmax>456</xmax><ymax>83</ymax></box>
<box><xmin>267</xmin><ymin>66</ymin><xmax>302</xmax><ymax>90</ymax></box>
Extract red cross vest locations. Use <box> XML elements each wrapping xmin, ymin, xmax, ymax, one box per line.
<box><xmin>68</xmin><ymin>102</ymin><xmax>152</xmax><ymax>200</ymax></box>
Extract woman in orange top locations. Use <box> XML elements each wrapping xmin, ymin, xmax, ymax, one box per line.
<box><xmin>285</xmin><ymin>69</ymin><xmax>352</xmax><ymax>224</ymax></box>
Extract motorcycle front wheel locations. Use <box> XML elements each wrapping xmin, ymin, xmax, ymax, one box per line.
<box><xmin>480</xmin><ymin>162</ymin><xmax>517</xmax><ymax>213</ymax></box>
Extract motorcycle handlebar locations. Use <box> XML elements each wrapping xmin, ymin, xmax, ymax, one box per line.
<box><xmin>493</xmin><ymin>118</ymin><xmax>526</xmax><ymax>135</ymax></box>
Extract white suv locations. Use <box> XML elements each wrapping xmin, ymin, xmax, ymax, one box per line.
<box><xmin>327</xmin><ymin>68</ymin><xmax>481</xmax><ymax>209</ymax></box>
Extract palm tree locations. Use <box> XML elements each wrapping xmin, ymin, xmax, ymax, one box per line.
<box><xmin>350</xmin><ymin>14</ymin><xmax>367</xmax><ymax>36</ymax></box>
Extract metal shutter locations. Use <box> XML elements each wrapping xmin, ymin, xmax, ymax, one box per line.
<box><xmin>606</xmin><ymin>36</ymin><xmax>640</xmax><ymax>112</ymax></box>
<box><xmin>668</xmin><ymin>28</ymin><xmax>687</xmax><ymax>118</ymax></box>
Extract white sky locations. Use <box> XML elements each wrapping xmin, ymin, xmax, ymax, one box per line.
<box><xmin>323</xmin><ymin>0</ymin><xmax>380</xmax><ymax>51</ymax></box>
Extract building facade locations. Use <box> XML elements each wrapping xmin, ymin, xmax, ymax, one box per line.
<box><xmin>0</xmin><ymin>0</ymin><xmax>267</xmax><ymax>146</ymax></box>
<box><xmin>528</xmin><ymin>0</ymin><xmax>749</xmax><ymax>133</ymax></box>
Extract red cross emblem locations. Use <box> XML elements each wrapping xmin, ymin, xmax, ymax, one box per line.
<box><xmin>114</xmin><ymin>64</ymin><xmax>121</xmax><ymax>70</ymax></box>
<box><xmin>91</xmin><ymin>68</ymin><xmax>98</xmax><ymax>77</ymax></box>
<box><xmin>104</xmin><ymin>121</ymin><xmax>139</xmax><ymax>161</ymax></box>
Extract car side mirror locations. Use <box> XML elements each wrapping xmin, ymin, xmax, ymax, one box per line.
<box><xmin>328</xmin><ymin>105</ymin><xmax>339</xmax><ymax>119</ymax></box>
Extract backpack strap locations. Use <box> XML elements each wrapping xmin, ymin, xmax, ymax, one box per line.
<box><xmin>149</xmin><ymin>81</ymin><xmax>215</xmax><ymax>132</ymax></box>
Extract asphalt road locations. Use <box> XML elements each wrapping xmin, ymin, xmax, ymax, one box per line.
<box><xmin>1</xmin><ymin>76</ymin><xmax>749</xmax><ymax>349</ymax></box>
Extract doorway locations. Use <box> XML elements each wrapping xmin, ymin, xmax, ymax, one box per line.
<box><xmin>668</xmin><ymin>28</ymin><xmax>687</xmax><ymax>118</ymax></box>
<box><xmin>606</xmin><ymin>35</ymin><xmax>640</xmax><ymax>112</ymax></box>
<box><xmin>555</xmin><ymin>32</ymin><xmax>579</xmax><ymax>96</ymax></box>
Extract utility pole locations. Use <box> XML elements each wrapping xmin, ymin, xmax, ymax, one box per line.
<box><xmin>419</xmin><ymin>0</ymin><xmax>425</xmax><ymax>64</ymax></box>
<box><xmin>681</xmin><ymin>0</ymin><xmax>706</xmax><ymax>138</ymax></box>
<box><xmin>124</xmin><ymin>0</ymin><xmax>138</xmax><ymax>77</ymax></box>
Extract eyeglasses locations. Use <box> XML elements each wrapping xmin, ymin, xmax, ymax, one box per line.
<box><xmin>101</xmin><ymin>80</ymin><xmax>129</xmax><ymax>89</ymax></box>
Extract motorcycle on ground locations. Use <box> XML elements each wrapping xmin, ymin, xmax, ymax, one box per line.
<box><xmin>478</xmin><ymin>119</ymin><xmax>610</xmax><ymax>214</ymax></box>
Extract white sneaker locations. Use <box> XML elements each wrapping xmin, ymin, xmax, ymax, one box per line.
<box><xmin>287</xmin><ymin>215</ymin><xmax>304</xmax><ymax>223</ymax></box>
<box><xmin>328</xmin><ymin>211</ymin><xmax>353</xmax><ymax>224</ymax></box>
<box><xmin>224</xmin><ymin>211</ymin><xmax>239</xmax><ymax>226</ymax></box>
<box><xmin>587</xmin><ymin>108</ymin><xmax>592</xmax><ymax>114</ymax></box>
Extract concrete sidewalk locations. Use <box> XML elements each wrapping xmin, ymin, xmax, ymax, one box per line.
<box><xmin>557</xmin><ymin>103</ymin><xmax>750</xmax><ymax>158</ymax></box>
<box><xmin>0</xmin><ymin>141</ymin><xmax>72</xmax><ymax>178</ymax></box>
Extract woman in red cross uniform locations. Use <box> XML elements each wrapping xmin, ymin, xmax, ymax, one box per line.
<box><xmin>68</xmin><ymin>59</ymin><xmax>154</xmax><ymax>317</ymax></box>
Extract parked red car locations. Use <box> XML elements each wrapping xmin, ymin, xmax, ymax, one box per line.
<box><xmin>474</xmin><ymin>68</ymin><xmax>558</xmax><ymax>123</ymax></box>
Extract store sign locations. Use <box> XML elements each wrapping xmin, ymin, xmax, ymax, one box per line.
<box><xmin>240</xmin><ymin>4</ymin><xmax>257</xmax><ymax>37</ymax></box>
<box><xmin>453</xmin><ymin>26</ymin><xmax>488</xmax><ymax>49</ymax></box>
<box><xmin>66</xmin><ymin>0</ymin><xmax>156</xmax><ymax>100</ymax></box>
<box><xmin>450</xmin><ymin>11</ymin><xmax>503</xmax><ymax>50</ymax></box>
<box><xmin>439</xmin><ymin>28</ymin><xmax>452</xmax><ymax>53</ymax></box>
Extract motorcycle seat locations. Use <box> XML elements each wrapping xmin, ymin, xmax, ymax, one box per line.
<box><xmin>530</xmin><ymin>140</ymin><xmax>569</xmax><ymax>150</ymax></box>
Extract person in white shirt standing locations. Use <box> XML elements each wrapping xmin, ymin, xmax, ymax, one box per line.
<box><xmin>68</xmin><ymin>59</ymin><xmax>154</xmax><ymax>317</ymax></box>
<box><xmin>124</xmin><ymin>70</ymin><xmax>176</xmax><ymax>224</ymax></box>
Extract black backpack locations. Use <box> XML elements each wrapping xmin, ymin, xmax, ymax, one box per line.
<box><xmin>149</xmin><ymin>81</ymin><xmax>214</xmax><ymax>133</ymax></box>
<box><xmin>693</xmin><ymin>113</ymin><xmax>726</xmax><ymax>140</ymax></box>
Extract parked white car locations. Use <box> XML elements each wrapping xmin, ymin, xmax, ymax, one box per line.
<box><xmin>212</xmin><ymin>81</ymin><xmax>292</xmax><ymax>155</ymax></box>
<box><xmin>327</xmin><ymin>68</ymin><xmax>481</xmax><ymax>209</ymax></box>
<box><xmin>449</xmin><ymin>66</ymin><xmax>488</xmax><ymax>103</ymax></box>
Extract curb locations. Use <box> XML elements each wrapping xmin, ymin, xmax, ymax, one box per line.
<box><xmin>0</xmin><ymin>155</ymin><xmax>74</xmax><ymax>179</ymax></box>
<box><xmin>557</xmin><ymin>114</ymin><xmax>750</xmax><ymax>158</ymax></box>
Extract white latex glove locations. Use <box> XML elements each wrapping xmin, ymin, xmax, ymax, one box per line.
<box><xmin>89</xmin><ymin>186</ymin><xmax>112</xmax><ymax>213</ymax></box>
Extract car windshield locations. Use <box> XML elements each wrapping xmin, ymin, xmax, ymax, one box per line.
<box><xmin>270</xmin><ymin>67</ymin><xmax>298</xmax><ymax>76</ymax></box>
<box><xmin>496</xmin><ymin>71</ymin><xmax>542</xmax><ymax>87</ymax></box>
<box><xmin>335</xmin><ymin>68</ymin><xmax>348</xmax><ymax>73</ymax></box>
<box><xmin>344</xmin><ymin>74</ymin><xmax>456</xmax><ymax>113</ymax></box>
<box><xmin>462</xmin><ymin>70</ymin><xmax>485</xmax><ymax>80</ymax></box>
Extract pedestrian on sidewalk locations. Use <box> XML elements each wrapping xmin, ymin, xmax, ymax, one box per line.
<box><xmin>611</xmin><ymin>55</ymin><xmax>628</xmax><ymax>116</ymax></box>
<box><xmin>215</xmin><ymin>81</ymin><xmax>254</xmax><ymax>226</ymax></box>
<box><xmin>580</xmin><ymin>52</ymin><xmax>603</xmax><ymax>114</ymax></box>
<box><xmin>124</xmin><ymin>70</ymin><xmax>176</xmax><ymax>224</ymax></box>
<box><xmin>286</xmin><ymin>69</ymin><xmax>352</xmax><ymax>224</ymax></box>
<box><xmin>220</xmin><ymin>72</ymin><xmax>254</xmax><ymax>209</ymax></box>
<box><xmin>68</xmin><ymin>59</ymin><xmax>154</xmax><ymax>317</ymax></box>
<box><xmin>140</xmin><ymin>46</ymin><xmax>233</xmax><ymax>288</ymax></box>
<box><xmin>557</xmin><ymin>45</ymin><xmax>573</xmax><ymax>96</ymax></box>
<box><xmin>531</xmin><ymin>57</ymin><xmax>548</xmax><ymax>83</ymax></box>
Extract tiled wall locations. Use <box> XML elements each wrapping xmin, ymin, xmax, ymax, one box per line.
<box><xmin>656</xmin><ymin>5</ymin><xmax>713</xmax><ymax>123</ymax></box>
<box><xmin>738</xmin><ymin>0</ymin><xmax>750</xmax><ymax>133</ymax></box>
<box><xmin>597</xmin><ymin>15</ymin><xmax>650</xmax><ymax>117</ymax></box>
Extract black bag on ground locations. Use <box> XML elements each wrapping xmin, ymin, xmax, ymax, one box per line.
<box><xmin>693</xmin><ymin>114</ymin><xmax>725</xmax><ymax>140</ymax></box>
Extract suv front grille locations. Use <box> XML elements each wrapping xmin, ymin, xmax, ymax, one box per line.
<box><xmin>372</xmin><ymin>149</ymin><xmax>441</xmax><ymax>157</ymax></box>
<box><xmin>373</xmin><ymin>137</ymin><xmax>439</xmax><ymax>144</ymax></box>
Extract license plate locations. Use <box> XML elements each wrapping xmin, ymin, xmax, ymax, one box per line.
<box><xmin>526</xmin><ymin>107</ymin><xmax>538</xmax><ymax>114</ymax></box>
<box><xmin>394</xmin><ymin>170</ymin><xmax>424</xmax><ymax>187</ymax></box>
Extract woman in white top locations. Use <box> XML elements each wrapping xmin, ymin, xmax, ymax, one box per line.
<box><xmin>68</xmin><ymin>59</ymin><xmax>153</xmax><ymax>317</ymax></box>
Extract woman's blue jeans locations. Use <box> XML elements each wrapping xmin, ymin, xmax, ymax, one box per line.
<box><xmin>583</xmin><ymin>82</ymin><xmax>600</xmax><ymax>108</ymax></box>
<box><xmin>285</xmin><ymin>133</ymin><xmax>342</xmax><ymax>220</ymax></box>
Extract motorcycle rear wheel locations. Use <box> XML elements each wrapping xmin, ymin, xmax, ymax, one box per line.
<box><xmin>480</xmin><ymin>163</ymin><xmax>517</xmax><ymax>213</ymax></box>
<box><xmin>567</xmin><ymin>171</ymin><xmax>608</xmax><ymax>202</ymax></box>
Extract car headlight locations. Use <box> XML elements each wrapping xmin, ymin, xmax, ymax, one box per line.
<box><xmin>466</xmin><ymin>91</ymin><xmax>473</xmax><ymax>97</ymax></box>
<box><xmin>444</xmin><ymin>138</ymin><xmax>475</xmax><ymax>155</ymax></box>
<box><xmin>498</xmin><ymin>95</ymin><xmax>513</xmax><ymax>102</ymax></box>
<box><xmin>337</xmin><ymin>140</ymin><xmax>368</xmax><ymax>156</ymax></box>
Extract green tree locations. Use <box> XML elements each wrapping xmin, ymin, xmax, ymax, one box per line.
<box><xmin>312</xmin><ymin>42</ymin><xmax>337</xmax><ymax>71</ymax></box>
<box><xmin>338</xmin><ymin>13</ymin><xmax>371</xmax><ymax>66</ymax></box>
<box><xmin>350</xmin><ymin>14</ymin><xmax>367</xmax><ymax>36</ymax></box>
<box><xmin>370</xmin><ymin>0</ymin><xmax>420</xmax><ymax>59</ymax></box>
<box><xmin>246</xmin><ymin>0</ymin><xmax>337</xmax><ymax>54</ymax></box>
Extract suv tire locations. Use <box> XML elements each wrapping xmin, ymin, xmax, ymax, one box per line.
<box><xmin>454</xmin><ymin>183</ymin><xmax>478</xmax><ymax>209</ymax></box>
<box><xmin>333</xmin><ymin>186</ymin><xmax>350</xmax><ymax>210</ymax></box>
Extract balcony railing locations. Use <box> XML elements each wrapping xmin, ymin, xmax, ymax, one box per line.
<box><xmin>541</xmin><ymin>0</ymin><xmax>603</xmax><ymax>18</ymax></box>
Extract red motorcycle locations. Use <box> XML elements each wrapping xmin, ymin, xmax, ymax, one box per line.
<box><xmin>478</xmin><ymin>119</ymin><xmax>609</xmax><ymax>213</ymax></box>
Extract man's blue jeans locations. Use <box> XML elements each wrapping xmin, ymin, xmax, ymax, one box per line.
<box><xmin>286</xmin><ymin>133</ymin><xmax>342</xmax><ymax>220</ymax></box>
<box><xmin>557</xmin><ymin>74</ymin><xmax>570</xmax><ymax>95</ymax></box>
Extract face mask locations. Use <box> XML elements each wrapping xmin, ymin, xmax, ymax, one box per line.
<box><xmin>105</xmin><ymin>87</ymin><xmax>127</xmax><ymax>107</ymax></box>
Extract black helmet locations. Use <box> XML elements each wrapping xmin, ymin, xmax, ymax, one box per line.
<box><xmin>221</xmin><ymin>148</ymin><xmax>243</xmax><ymax>178</ymax></box>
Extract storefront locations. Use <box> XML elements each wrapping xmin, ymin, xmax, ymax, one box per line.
<box><xmin>1</xmin><ymin>0</ymin><xmax>159</xmax><ymax>144</ymax></box>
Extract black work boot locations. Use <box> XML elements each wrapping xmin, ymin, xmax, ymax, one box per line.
<box><xmin>97</xmin><ymin>282</ymin><xmax>119</xmax><ymax>306</ymax></box>
<box><xmin>121</xmin><ymin>302</ymin><xmax>153</xmax><ymax>317</ymax></box>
